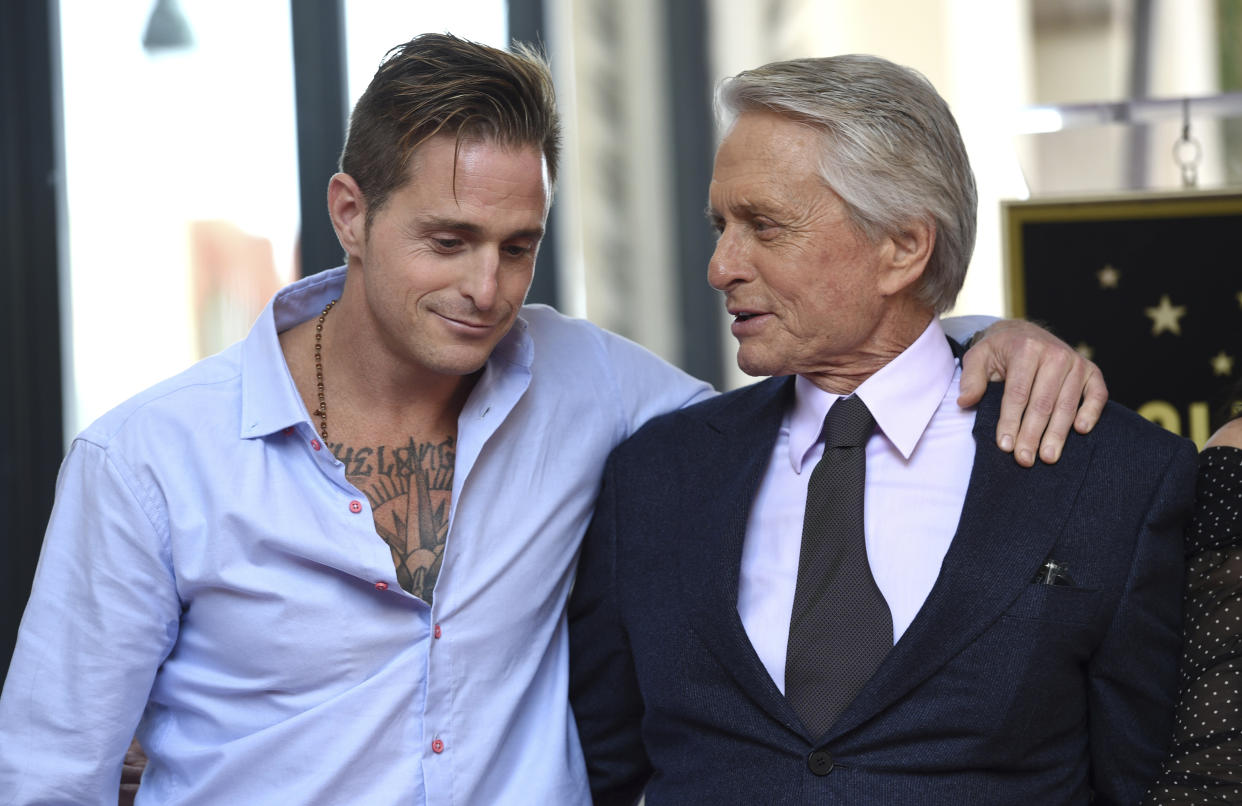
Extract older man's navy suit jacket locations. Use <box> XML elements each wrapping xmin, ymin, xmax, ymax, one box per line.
<box><xmin>569</xmin><ymin>378</ymin><xmax>1197</xmax><ymax>806</ymax></box>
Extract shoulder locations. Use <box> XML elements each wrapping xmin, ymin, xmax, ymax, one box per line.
<box><xmin>972</xmin><ymin>385</ymin><xmax>1196</xmax><ymax>502</ymax></box>
<box><xmin>1189</xmin><ymin>444</ymin><xmax>1242</xmax><ymax>543</ymax></box>
<box><xmin>1090</xmin><ymin>400</ymin><xmax>1196</xmax><ymax>458</ymax></box>
<box><xmin>519</xmin><ymin>303</ymin><xmax>610</xmax><ymax>347</ymax></box>
<box><xmin>520</xmin><ymin>304</ymin><xmax>658</xmax><ymax>363</ymax></box>
<box><xmin>517</xmin><ymin>305</ymin><xmax>629</xmax><ymax>374</ymax></box>
<box><xmin>1206</xmin><ymin>418</ymin><xmax>1242</xmax><ymax>450</ymax></box>
<box><xmin>618</xmin><ymin>376</ymin><xmax>787</xmax><ymax>449</ymax></box>
<box><xmin>978</xmin><ymin>382</ymin><xmax>1193</xmax><ymax>466</ymax></box>
<box><xmin>1070</xmin><ymin>398</ymin><xmax>1198</xmax><ymax>477</ymax></box>
<box><xmin>679</xmin><ymin>376</ymin><xmax>788</xmax><ymax>420</ymax></box>
<box><xmin>78</xmin><ymin>344</ymin><xmax>243</xmax><ymax>452</ymax></box>
<box><xmin>517</xmin><ymin>304</ymin><xmax>713</xmax><ymax>413</ymax></box>
<box><xmin>1063</xmin><ymin>399</ymin><xmax>1198</xmax><ymax>497</ymax></box>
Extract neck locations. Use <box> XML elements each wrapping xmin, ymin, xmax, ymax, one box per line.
<box><xmin>336</xmin><ymin>267</ymin><xmax>481</xmax><ymax>417</ymax></box>
<box><xmin>802</xmin><ymin>301</ymin><xmax>934</xmax><ymax>395</ymax></box>
<box><xmin>280</xmin><ymin>289</ymin><xmax>479</xmax><ymax>443</ymax></box>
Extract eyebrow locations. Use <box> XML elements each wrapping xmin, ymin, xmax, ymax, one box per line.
<box><xmin>705</xmin><ymin>201</ymin><xmax>766</xmax><ymax>223</ymax></box>
<box><xmin>416</xmin><ymin>216</ymin><xmax>544</xmax><ymax>241</ymax></box>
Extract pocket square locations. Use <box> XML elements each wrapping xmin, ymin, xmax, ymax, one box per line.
<box><xmin>1033</xmin><ymin>559</ymin><xmax>1074</xmax><ymax>586</ymax></box>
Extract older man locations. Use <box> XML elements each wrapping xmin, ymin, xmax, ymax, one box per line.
<box><xmin>569</xmin><ymin>55</ymin><xmax>1197</xmax><ymax>805</ymax></box>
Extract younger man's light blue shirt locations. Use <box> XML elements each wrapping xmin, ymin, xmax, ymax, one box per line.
<box><xmin>0</xmin><ymin>266</ymin><xmax>713</xmax><ymax>805</ymax></box>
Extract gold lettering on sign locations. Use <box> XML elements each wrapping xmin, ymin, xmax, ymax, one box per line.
<box><xmin>1138</xmin><ymin>401</ymin><xmax>1180</xmax><ymax>435</ymax></box>
<box><xmin>1138</xmin><ymin>400</ymin><xmax>1212</xmax><ymax>448</ymax></box>
<box><xmin>1189</xmin><ymin>401</ymin><xmax>1210</xmax><ymax>449</ymax></box>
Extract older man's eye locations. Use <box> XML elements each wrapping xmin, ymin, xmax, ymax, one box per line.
<box><xmin>754</xmin><ymin>218</ymin><xmax>779</xmax><ymax>236</ymax></box>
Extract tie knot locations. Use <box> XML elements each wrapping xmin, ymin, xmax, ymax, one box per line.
<box><xmin>822</xmin><ymin>395</ymin><xmax>875</xmax><ymax>448</ymax></box>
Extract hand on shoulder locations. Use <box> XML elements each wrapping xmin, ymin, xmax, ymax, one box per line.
<box><xmin>957</xmin><ymin>318</ymin><xmax>1106</xmax><ymax>466</ymax></box>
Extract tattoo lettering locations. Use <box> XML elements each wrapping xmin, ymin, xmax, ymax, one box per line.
<box><xmin>329</xmin><ymin>436</ymin><xmax>455</xmax><ymax>603</ymax></box>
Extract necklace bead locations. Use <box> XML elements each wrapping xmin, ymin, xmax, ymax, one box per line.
<box><xmin>312</xmin><ymin>299</ymin><xmax>336</xmax><ymax>440</ymax></box>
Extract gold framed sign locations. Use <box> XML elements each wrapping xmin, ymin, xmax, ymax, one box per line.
<box><xmin>1003</xmin><ymin>190</ymin><xmax>1242</xmax><ymax>447</ymax></box>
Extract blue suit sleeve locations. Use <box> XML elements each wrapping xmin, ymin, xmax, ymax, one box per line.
<box><xmin>569</xmin><ymin>454</ymin><xmax>651</xmax><ymax>806</ymax></box>
<box><xmin>1087</xmin><ymin>437</ymin><xmax>1197</xmax><ymax>803</ymax></box>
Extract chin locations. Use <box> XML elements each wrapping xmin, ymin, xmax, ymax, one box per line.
<box><xmin>439</xmin><ymin>357</ymin><xmax>492</xmax><ymax>377</ymax></box>
<box><xmin>415</xmin><ymin>346</ymin><xmax>492</xmax><ymax>378</ymax></box>
<box><xmin>735</xmin><ymin>350</ymin><xmax>784</xmax><ymax>378</ymax></box>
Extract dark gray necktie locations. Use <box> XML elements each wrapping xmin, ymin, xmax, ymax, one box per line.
<box><xmin>784</xmin><ymin>394</ymin><xmax>893</xmax><ymax>738</ymax></box>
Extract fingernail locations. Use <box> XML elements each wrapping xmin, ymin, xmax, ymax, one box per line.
<box><xmin>1042</xmin><ymin>443</ymin><xmax>1060</xmax><ymax>462</ymax></box>
<box><xmin>1017</xmin><ymin>449</ymin><xmax>1033</xmax><ymax>466</ymax></box>
<box><xmin>999</xmin><ymin>434</ymin><xmax>1014</xmax><ymax>452</ymax></box>
<box><xmin>1075</xmin><ymin>417</ymin><xmax>1088</xmax><ymax>432</ymax></box>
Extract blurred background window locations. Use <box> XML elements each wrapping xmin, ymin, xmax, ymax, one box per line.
<box><xmin>59</xmin><ymin>0</ymin><xmax>1239</xmax><ymax>436</ymax></box>
<box><xmin>57</xmin><ymin>0</ymin><xmax>508</xmax><ymax>440</ymax></box>
<box><xmin>58</xmin><ymin>0</ymin><xmax>301</xmax><ymax>437</ymax></box>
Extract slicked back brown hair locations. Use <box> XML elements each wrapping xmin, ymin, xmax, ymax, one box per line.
<box><xmin>340</xmin><ymin>33</ymin><xmax>561</xmax><ymax>230</ymax></box>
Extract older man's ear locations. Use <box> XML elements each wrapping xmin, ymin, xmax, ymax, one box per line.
<box><xmin>876</xmin><ymin>219</ymin><xmax>1111</xmax><ymax>468</ymax></box>
<box><xmin>877</xmin><ymin>219</ymin><xmax>935</xmax><ymax>298</ymax></box>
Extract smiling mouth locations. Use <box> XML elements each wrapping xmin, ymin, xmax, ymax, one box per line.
<box><xmin>438</xmin><ymin>312</ymin><xmax>494</xmax><ymax>329</ymax></box>
<box><xmin>731</xmin><ymin>310</ymin><xmax>769</xmax><ymax>323</ymax></box>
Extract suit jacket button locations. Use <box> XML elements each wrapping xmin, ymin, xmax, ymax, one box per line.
<box><xmin>808</xmin><ymin>750</ymin><xmax>834</xmax><ymax>776</ymax></box>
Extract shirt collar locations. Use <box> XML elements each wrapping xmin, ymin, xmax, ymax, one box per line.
<box><xmin>788</xmin><ymin>318</ymin><xmax>957</xmax><ymax>471</ymax></box>
<box><xmin>488</xmin><ymin>307</ymin><xmax>534</xmax><ymax>372</ymax></box>
<box><xmin>239</xmin><ymin>267</ymin><xmax>347</xmax><ymax>439</ymax></box>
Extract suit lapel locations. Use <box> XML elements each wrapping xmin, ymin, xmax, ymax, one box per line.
<box><xmin>678</xmin><ymin>377</ymin><xmax>807</xmax><ymax>728</ymax></box>
<box><xmin>827</xmin><ymin>383</ymin><xmax>1095</xmax><ymax>740</ymax></box>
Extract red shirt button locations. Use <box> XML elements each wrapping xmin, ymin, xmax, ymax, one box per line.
<box><xmin>349</xmin><ymin>500</ymin><xmax>363</xmax><ymax>513</ymax></box>
<box><xmin>282</xmin><ymin>426</ymin><xmax>294</xmax><ymax>436</ymax></box>
<box><xmin>433</xmin><ymin>624</ymin><xmax>442</xmax><ymax>639</ymax></box>
<box><xmin>374</xmin><ymin>581</ymin><xmax>388</xmax><ymax>591</ymax></box>
<box><xmin>431</xmin><ymin>738</ymin><xmax>444</xmax><ymax>754</ymax></box>
<box><xmin>310</xmin><ymin>439</ymin><xmax>322</xmax><ymax>451</ymax></box>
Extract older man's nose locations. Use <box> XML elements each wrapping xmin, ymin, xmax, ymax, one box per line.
<box><xmin>708</xmin><ymin>231</ymin><xmax>746</xmax><ymax>290</ymax></box>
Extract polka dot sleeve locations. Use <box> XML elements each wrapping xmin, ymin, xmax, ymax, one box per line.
<box><xmin>1145</xmin><ymin>446</ymin><xmax>1242</xmax><ymax>805</ymax></box>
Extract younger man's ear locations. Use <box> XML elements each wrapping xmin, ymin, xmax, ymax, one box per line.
<box><xmin>327</xmin><ymin>173</ymin><xmax>367</xmax><ymax>258</ymax></box>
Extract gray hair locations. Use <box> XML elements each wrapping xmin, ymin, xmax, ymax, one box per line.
<box><xmin>716</xmin><ymin>54</ymin><xmax>977</xmax><ymax>313</ymax></box>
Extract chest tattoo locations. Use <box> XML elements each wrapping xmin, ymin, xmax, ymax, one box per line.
<box><xmin>329</xmin><ymin>436</ymin><xmax>455</xmax><ymax>603</ymax></box>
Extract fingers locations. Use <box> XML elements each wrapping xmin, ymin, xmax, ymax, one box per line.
<box><xmin>1073</xmin><ymin>363</ymin><xmax>1107</xmax><ymax>434</ymax></box>
<box><xmin>989</xmin><ymin>341</ymin><xmax>1039</xmax><ymax>461</ymax></box>
<box><xmin>956</xmin><ymin>344</ymin><xmax>987</xmax><ymax>407</ymax></box>
<box><xmin>1004</xmin><ymin>349</ymin><xmax>1106</xmax><ymax>465</ymax></box>
<box><xmin>1028</xmin><ymin>351</ymin><xmax>1082</xmax><ymax>465</ymax></box>
<box><xmin>958</xmin><ymin>318</ymin><xmax>1111</xmax><ymax>467</ymax></box>
<box><xmin>1005</xmin><ymin>346</ymin><xmax>1068</xmax><ymax>467</ymax></box>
